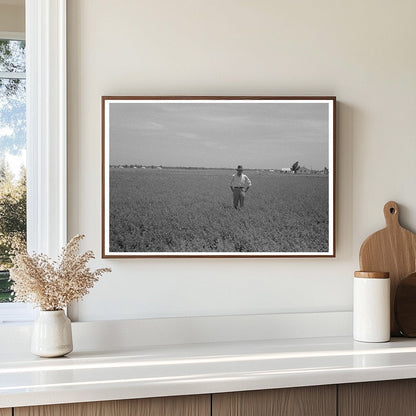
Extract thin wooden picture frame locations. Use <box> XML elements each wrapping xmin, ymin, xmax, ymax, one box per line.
<box><xmin>102</xmin><ymin>96</ymin><xmax>336</xmax><ymax>258</ymax></box>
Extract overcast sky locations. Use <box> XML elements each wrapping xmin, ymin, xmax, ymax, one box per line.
<box><xmin>109</xmin><ymin>101</ymin><xmax>330</xmax><ymax>170</ymax></box>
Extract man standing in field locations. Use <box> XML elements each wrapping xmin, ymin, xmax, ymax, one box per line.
<box><xmin>230</xmin><ymin>165</ymin><xmax>252</xmax><ymax>209</ymax></box>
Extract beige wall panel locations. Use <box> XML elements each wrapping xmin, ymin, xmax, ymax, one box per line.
<box><xmin>0</xmin><ymin>4</ymin><xmax>24</xmax><ymax>33</ymax></box>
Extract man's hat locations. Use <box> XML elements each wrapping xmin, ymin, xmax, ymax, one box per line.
<box><xmin>236</xmin><ymin>165</ymin><xmax>243</xmax><ymax>171</ymax></box>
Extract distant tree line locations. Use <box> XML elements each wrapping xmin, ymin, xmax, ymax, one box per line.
<box><xmin>110</xmin><ymin>162</ymin><xmax>329</xmax><ymax>175</ymax></box>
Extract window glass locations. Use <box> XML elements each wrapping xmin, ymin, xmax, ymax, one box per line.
<box><xmin>0</xmin><ymin>39</ymin><xmax>26</xmax><ymax>72</ymax></box>
<box><xmin>0</xmin><ymin>39</ymin><xmax>26</xmax><ymax>303</ymax></box>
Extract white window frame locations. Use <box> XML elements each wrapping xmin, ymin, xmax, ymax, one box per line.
<box><xmin>0</xmin><ymin>0</ymin><xmax>67</xmax><ymax>323</ymax></box>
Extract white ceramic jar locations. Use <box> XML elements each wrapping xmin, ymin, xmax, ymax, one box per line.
<box><xmin>353</xmin><ymin>271</ymin><xmax>390</xmax><ymax>343</ymax></box>
<box><xmin>31</xmin><ymin>310</ymin><xmax>73</xmax><ymax>357</ymax></box>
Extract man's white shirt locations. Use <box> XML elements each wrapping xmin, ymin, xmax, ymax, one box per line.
<box><xmin>230</xmin><ymin>173</ymin><xmax>252</xmax><ymax>188</ymax></box>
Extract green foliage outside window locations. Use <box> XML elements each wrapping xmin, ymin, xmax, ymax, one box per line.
<box><xmin>0</xmin><ymin>163</ymin><xmax>26</xmax><ymax>302</ymax></box>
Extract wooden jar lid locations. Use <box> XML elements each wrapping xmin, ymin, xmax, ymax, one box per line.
<box><xmin>354</xmin><ymin>271</ymin><xmax>390</xmax><ymax>279</ymax></box>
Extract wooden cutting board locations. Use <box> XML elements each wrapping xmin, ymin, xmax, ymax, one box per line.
<box><xmin>359</xmin><ymin>201</ymin><xmax>416</xmax><ymax>336</ymax></box>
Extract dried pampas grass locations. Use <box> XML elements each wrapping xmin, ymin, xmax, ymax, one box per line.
<box><xmin>10</xmin><ymin>234</ymin><xmax>111</xmax><ymax>311</ymax></box>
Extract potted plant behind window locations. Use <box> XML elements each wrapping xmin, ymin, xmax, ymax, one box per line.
<box><xmin>10</xmin><ymin>234</ymin><xmax>111</xmax><ymax>357</ymax></box>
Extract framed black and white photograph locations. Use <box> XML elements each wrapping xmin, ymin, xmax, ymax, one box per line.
<box><xmin>102</xmin><ymin>96</ymin><xmax>336</xmax><ymax>258</ymax></box>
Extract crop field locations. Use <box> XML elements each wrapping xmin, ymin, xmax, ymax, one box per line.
<box><xmin>109</xmin><ymin>168</ymin><xmax>329</xmax><ymax>253</ymax></box>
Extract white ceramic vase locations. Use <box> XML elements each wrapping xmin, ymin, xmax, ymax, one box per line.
<box><xmin>31</xmin><ymin>310</ymin><xmax>73</xmax><ymax>357</ymax></box>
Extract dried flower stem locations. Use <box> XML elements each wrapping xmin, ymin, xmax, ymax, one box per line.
<box><xmin>10</xmin><ymin>234</ymin><xmax>111</xmax><ymax>310</ymax></box>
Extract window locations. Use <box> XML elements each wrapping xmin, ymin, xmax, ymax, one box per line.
<box><xmin>0</xmin><ymin>33</ymin><xmax>35</xmax><ymax>322</ymax></box>
<box><xmin>0</xmin><ymin>36</ymin><xmax>26</xmax><ymax>302</ymax></box>
<box><xmin>0</xmin><ymin>1</ymin><xmax>67</xmax><ymax>324</ymax></box>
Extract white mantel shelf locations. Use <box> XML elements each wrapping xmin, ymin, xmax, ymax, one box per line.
<box><xmin>2</xmin><ymin>335</ymin><xmax>416</xmax><ymax>409</ymax></box>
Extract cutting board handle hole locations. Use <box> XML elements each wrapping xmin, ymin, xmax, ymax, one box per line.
<box><xmin>390</xmin><ymin>207</ymin><xmax>396</xmax><ymax>214</ymax></box>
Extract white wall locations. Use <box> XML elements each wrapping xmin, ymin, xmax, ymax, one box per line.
<box><xmin>67</xmin><ymin>0</ymin><xmax>416</xmax><ymax>322</ymax></box>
